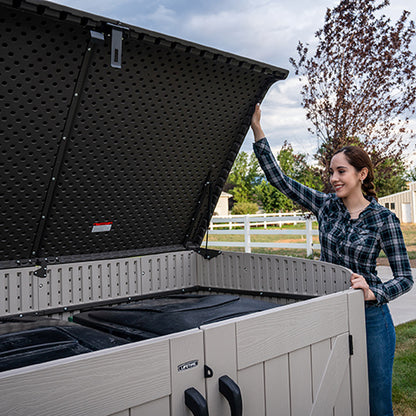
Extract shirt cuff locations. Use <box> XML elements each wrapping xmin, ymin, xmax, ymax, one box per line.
<box><xmin>253</xmin><ymin>137</ymin><xmax>269</xmax><ymax>154</ymax></box>
<box><xmin>370</xmin><ymin>284</ymin><xmax>388</xmax><ymax>305</ymax></box>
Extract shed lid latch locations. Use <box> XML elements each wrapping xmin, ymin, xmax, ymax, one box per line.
<box><xmin>107</xmin><ymin>23</ymin><xmax>129</xmax><ymax>69</ymax></box>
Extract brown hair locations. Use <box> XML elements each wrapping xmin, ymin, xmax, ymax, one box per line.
<box><xmin>333</xmin><ymin>146</ymin><xmax>377</xmax><ymax>200</ymax></box>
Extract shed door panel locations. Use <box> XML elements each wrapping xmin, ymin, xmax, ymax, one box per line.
<box><xmin>0</xmin><ymin>336</ymin><xmax>172</xmax><ymax>416</ymax></box>
<box><xmin>202</xmin><ymin>292</ymin><xmax>355</xmax><ymax>415</ymax></box>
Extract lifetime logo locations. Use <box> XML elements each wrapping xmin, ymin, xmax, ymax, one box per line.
<box><xmin>177</xmin><ymin>360</ymin><xmax>199</xmax><ymax>372</ymax></box>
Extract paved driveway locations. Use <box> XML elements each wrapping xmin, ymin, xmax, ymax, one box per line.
<box><xmin>377</xmin><ymin>266</ymin><xmax>416</xmax><ymax>326</ymax></box>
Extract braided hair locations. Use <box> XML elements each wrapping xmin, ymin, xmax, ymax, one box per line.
<box><xmin>333</xmin><ymin>146</ymin><xmax>377</xmax><ymax>201</ymax></box>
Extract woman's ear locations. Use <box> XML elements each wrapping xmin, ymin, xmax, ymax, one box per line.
<box><xmin>360</xmin><ymin>167</ymin><xmax>369</xmax><ymax>181</ymax></box>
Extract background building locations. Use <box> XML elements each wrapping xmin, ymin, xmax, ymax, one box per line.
<box><xmin>213</xmin><ymin>192</ymin><xmax>232</xmax><ymax>216</ymax></box>
<box><xmin>378</xmin><ymin>182</ymin><xmax>416</xmax><ymax>223</ymax></box>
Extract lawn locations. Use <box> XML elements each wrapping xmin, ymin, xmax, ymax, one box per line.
<box><xmin>393</xmin><ymin>320</ymin><xmax>416</xmax><ymax>415</ymax></box>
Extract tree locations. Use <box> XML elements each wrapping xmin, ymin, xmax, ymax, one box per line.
<box><xmin>256</xmin><ymin>142</ymin><xmax>323</xmax><ymax>212</ymax></box>
<box><xmin>255</xmin><ymin>179</ymin><xmax>295</xmax><ymax>212</ymax></box>
<box><xmin>405</xmin><ymin>165</ymin><xmax>416</xmax><ymax>182</ymax></box>
<box><xmin>369</xmin><ymin>150</ymin><xmax>408</xmax><ymax>197</ymax></box>
<box><xmin>226</xmin><ymin>151</ymin><xmax>260</xmax><ymax>203</ymax></box>
<box><xmin>277</xmin><ymin>141</ymin><xmax>323</xmax><ymax>191</ymax></box>
<box><xmin>373</xmin><ymin>156</ymin><xmax>407</xmax><ymax>197</ymax></box>
<box><xmin>290</xmin><ymin>0</ymin><xmax>416</xmax><ymax>193</ymax></box>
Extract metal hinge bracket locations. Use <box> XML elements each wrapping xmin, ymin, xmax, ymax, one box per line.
<box><xmin>196</xmin><ymin>248</ymin><xmax>222</xmax><ymax>260</ymax></box>
<box><xmin>107</xmin><ymin>23</ymin><xmax>129</xmax><ymax>68</ymax></box>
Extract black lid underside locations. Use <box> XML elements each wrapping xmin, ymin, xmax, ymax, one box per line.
<box><xmin>0</xmin><ymin>0</ymin><xmax>288</xmax><ymax>268</ymax></box>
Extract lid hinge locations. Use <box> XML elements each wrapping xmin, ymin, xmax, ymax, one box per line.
<box><xmin>33</xmin><ymin>259</ymin><xmax>48</xmax><ymax>278</ymax></box>
<box><xmin>196</xmin><ymin>248</ymin><xmax>222</xmax><ymax>260</ymax></box>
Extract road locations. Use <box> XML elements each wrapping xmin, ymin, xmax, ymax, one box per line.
<box><xmin>377</xmin><ymin>266</ymin><xmax>416</xmax><ymax>326</ymax></box>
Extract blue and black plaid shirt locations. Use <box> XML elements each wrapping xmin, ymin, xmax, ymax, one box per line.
<box><xmin>254</xmin><ymin>138</ymin><xmax>413</xmax><ymax>305</ymax></box>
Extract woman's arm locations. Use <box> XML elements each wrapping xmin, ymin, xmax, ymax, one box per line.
<box><xmin>375</xmin><ymin>214</ymin><xmax>414</xmax><ymax>304</ymax></box>
<box><xmin>251</xmin><ymin>103</ymin><xmax>266</xmax><ymax>142</ymax></box>
<box><xmin>251</xmin><ymin>104</ymin><xmax>328</xmax><ymax>215</ymax></box>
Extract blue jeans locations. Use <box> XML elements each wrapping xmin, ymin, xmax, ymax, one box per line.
<box><xmin>365</xmin><ymin>304</ymin><xmax>396</xmax><ymax>416</ymax></box>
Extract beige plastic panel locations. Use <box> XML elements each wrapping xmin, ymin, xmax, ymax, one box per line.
<box><xmin>347</xmin><ymin>289</ymin><xmax>370</xmax><ymax>415</ymax></box>
<box><xmin>235</xmin><ymin>292</ymin><xmax>349</xmax><ymax>369</ymax></box>
<box><xmin>169</xmin><ymin>330</ymin><xmax>205</xmax><ymax>416</ymax></box>
<box><xmin>0</xmin><ymin>251</ymin><xmax>195</xmax><ymax>317</ymax></box>
<box><xmin>1</xmin><ymin>250</ymin><xmax>353</xmax><ymax>317</ymax></box>
<box><xmin>0</xmin><ymin>336</ymin><xmax>171</xmax><ymax>416</ymax></box>
<box><xmin>201</xmin><ymin>290</ymin><xmax>368</xmax><ymax>416</ymax></box>
<box><xmin>196</xmin><ymin>251</ymin><xmax>352</xmax><ymax>296</ymax></box>
<box><xmin>264</xmin><ymin>353</ymin><xmax>291</xmax><ymax>415</ymax></box>
<box><xmin>203</xmin><ymin>321</ymin><xmax>237</xmax><ymax>415</ymax></box>
<box><xmin>130</xmin><ymin>397</ymin><xmax>170</xmax><ymax>415</ymax></box>
<box><xmin>141</xmin><ymin>250</ymin><xmax>196</xmax><ymax>295</ymax></box>
<box><xmin>0</xmin><ymin>289</ymin><xmax>368</xmax><ymax>415</ymax></box>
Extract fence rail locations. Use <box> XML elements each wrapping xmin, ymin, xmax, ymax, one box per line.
<box><xmin>204</xmin><ymin>213</ymin><xmax>321</xmax><ymax>256</ymax></box>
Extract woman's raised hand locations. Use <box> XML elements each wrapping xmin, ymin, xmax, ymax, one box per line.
<box><xmin>251</xmin><ymin>103</ymin><xmax>266</xmax><ymax>142</ymax></box>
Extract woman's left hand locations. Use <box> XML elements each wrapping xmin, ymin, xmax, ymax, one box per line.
<box><xmin>350</xmin><ymin>273</ymin><xmax>377</xmax><ymax>301</ymax></box>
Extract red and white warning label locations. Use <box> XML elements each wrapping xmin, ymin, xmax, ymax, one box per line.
<box><xmin>92</xmin><ymin>222</ymin><xmax>113</xmax><ymax>233</ymax></box>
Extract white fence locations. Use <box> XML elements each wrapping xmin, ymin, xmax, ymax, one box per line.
<box><xmin>205</xmin><ymin>213</ymin><xmax>321</xmax><ymax>256</ymax></box>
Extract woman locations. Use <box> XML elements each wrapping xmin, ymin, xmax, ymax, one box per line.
<box><xmin>251</xmin><ymin>103</ymin><xmax>413</xmax><ymax>416</ymax></box>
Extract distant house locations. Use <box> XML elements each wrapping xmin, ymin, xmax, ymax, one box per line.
<box><xmin>378</xmin><ymin>182</ymin><xmax>416</xmax><ymax>223</ymax></box>
<box><xmin>213</xmin><ymin>192</ymin><xmax>232</xmax><ymax>216</ymax></box>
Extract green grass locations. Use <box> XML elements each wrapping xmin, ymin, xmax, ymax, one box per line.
<box><xmin>393</xmin><ymin>320</ymin><xmax>416</xmax><ymax>415</ymax></box>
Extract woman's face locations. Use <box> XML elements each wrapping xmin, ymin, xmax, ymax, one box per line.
<box><xmin>329</xmin><ymin>152</ymin><xmax>365</xmax><ymax>199</ymax></box>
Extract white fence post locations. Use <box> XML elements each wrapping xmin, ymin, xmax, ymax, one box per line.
<box><xmin>244</xmin><ymin>215</ymin><xmax>251</xmax><ymax>253</ymax></box>
<box><xmin>306</xmin><ymin>217</ymin><xmax>313</xmax><ymax>257</ymax></box>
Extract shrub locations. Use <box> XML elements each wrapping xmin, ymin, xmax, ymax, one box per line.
<box><xmin>231</xmin><ymin>202</ymin><xmax>258</xmax><ymax>215</ymax></box>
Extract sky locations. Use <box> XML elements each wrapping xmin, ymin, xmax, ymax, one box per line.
<box><xmin>50</xmin><ymin>0</ymin><xmax>416</xmax><ymax>162</ymax></box>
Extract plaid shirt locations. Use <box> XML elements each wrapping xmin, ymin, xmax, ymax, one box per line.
<box><xmin>254</xmin><ymin>138</ymin><xmax>414</xmax><ymax>305</ymax></box>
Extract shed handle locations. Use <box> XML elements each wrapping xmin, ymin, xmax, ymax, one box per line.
<box><xmin>184</xmin><ymin>387</ymin><xmax>209</xmax><ymax>416</ymax></box>
<box><xmin>219</xmin><ymin>375</ymin><xmax>243</xmax><ymax>416</ymax></box>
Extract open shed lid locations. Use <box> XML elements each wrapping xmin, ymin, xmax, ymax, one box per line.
<box><xmin>0</xmin><ymin>0</ymin><xmax>288</xmax><ymax>270</ymax></box>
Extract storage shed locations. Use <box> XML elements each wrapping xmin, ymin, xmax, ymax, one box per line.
<box><xmin>213</xmin><ymin>192</ymin><xmax>233</xmax><ymax>216</ymax></box>
<box><xmin>0</xmin><ymin>1</ymin><xmax>369</xmax><ymax>415</ymax></box>
<box><xmin>378</xmin><ymin>182</ymin><xmax>416</xmax><ymax>223</ymax></box>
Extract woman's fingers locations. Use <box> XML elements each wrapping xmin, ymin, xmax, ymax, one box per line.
<box><xmin>251</xmin><ymin>103</ymin><xmax>261</xmax><ymax>126</ymax></box>
<box><xmin>350</xmin><ymin>273</ymin><xmax>376</xmax><ymax>301</ymax></box>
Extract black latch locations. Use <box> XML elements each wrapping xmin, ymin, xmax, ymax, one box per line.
<box><xmin>349</xmin><ymin>334</ymin><xmax>354</xmax><ymax>355</ymax></box>
<box><xmin>204</xmin><ymin>365</ymin><xmax>214</xmax><ymax>378</ymax></box>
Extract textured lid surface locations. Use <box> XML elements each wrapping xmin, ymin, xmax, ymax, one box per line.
<box><xmin>0</xmin><ymin>0</ymin><xmax>288</xmax><ymax>268</ymax></box>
